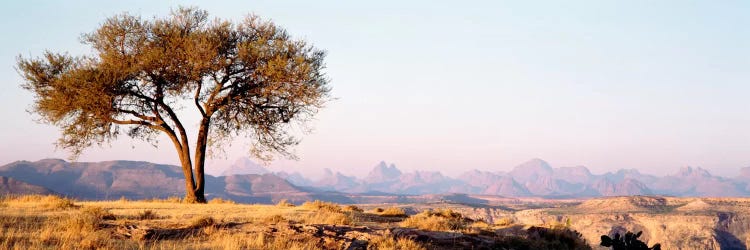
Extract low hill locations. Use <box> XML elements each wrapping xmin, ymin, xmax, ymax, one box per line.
<box><xmin>0</xmin><ymin>176</ymin><xmax>55</xmax><ymax>195</ymax></box>
<box><xmin>0</xmin><ymin>159</ymin><xmax>345</xmax><ymax>203</ymax></box>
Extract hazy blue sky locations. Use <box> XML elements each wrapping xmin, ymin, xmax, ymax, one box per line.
<box><xmin>1</xmin><ymin>1</ymin><xmax>748</xmax><ymax>177</ymax></box>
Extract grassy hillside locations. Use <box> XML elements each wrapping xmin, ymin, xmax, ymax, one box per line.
<box><xmin>0</xmin><ymin>195</ymin><xmax>590</xmax><ymax>250</ymax></box>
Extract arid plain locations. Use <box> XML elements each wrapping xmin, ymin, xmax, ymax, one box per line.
<box><xmin>1</xmin><ymin>194</ymin><xmax>748</xmax><ymax>249</ymax></box>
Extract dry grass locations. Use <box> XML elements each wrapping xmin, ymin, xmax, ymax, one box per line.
<box><xmin>376</xmin><ymin>207</ymin><xmax>407</xmax><ymax>217</ymax></box>
<box><xmin>494</xmin><ymin>216</ymin><xmax>514</xmax><ymax>227</ymax></box>
<box><xmin>470</xmin><ymin>220</ymin><xmax>491</xmax><ymax>229</ymax></box>
<box><xmin>276</xmin><ymin>199</ymin><xmax>295</xmax><ymax>207</ymax></box>
<box><xmin>201</xmin><ymin>231</ymin><xmax>322</xmax><ymax>250</ymax></box>
<box><xmin>301</xmin><ymin>200</ymin><xmax>341</xmax><ymax>213</ymax></box>
<box><xmin>137</xmin><ymin>209</ymin><xmax>160</xmax><ymax>220</ymax></box>
<box><xmin>81</xmin><ymin>206</ymin><xmax>116</xmax><ymax>220</ymax></box>
<box><xmin>343</xmin><ymin>205</ymin><xmax>364</xmax><ymax>212</ymax></box>
<box><xmin>264</xmin><ymin>214</ymin><xmax>286</xmax><ymax>224</ymax></box>
<box><xmin>144</xmin><ymin>196</ymin><xmax>183</xmax><ymax>203</ymax></box>
<box><xmin>2</xmin><ymin>195</ymin><xmax>77</xmax><ymax>210</ymax></box>
<box><xmin>300</xmin><ymin>210</ymin><xmax>353</xmax><ymax>225</ymax></box>
<box><xmin>188</xmin><ymin>215</ymin><xmax>216</xmax><ymax>228</ymax></box>
<box><xmin>208</xmin><ymin>197</ymin><xmax>236</xmax><ymax>204</ymax></box>
<box><xmin>368</xmin><ymin>234</ymin><xmax>427</xmax><ymax>250</ymax></box>
<box><xmin>0</xmin><ymin>195</ymin><xmax>374</xmax><ymax>249</ymax></box>
<box><xmin>297</xmin><ymin>201</ymin><xmax>357</xmax><ymax>225</ymax></box>
<box><xmin>400</xmin><ymin>209</ymin><xmax>467</xmax><ymax>231</ymax></box>
<box><xmin>0</xmin><ymin>195</ymin><xmax>571</xmax><ymax>250</ymax></box>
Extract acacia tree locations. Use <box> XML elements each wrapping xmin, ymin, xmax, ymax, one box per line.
<box><xmin>17</xmin><ymin>7</ymin><xmax>330</xmax><ymax>203</ymax></box>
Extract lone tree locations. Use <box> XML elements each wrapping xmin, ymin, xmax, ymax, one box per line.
<box><xmin>17</xmin><ymin>7</ymin><xmax>330</xmax><ymax>203</ymax></box>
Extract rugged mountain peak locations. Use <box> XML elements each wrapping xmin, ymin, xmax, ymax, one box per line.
<box><xmin>274</xmin><ymin>171</ymin><xmax>313</xmax><ymax>187</ymax></box>
<box><xmin>513</xmin><ymin>158</ymin><xmax>553</xmax><ymax>172</ymax></box>
<box><xmin>220</xmin><ymin>157</ymin><xmax>268</xmax><ymax>176</ymax></box>
<box><xmin>509</xmin><ymin>158</ymin><xmax>554</xmax><ymax>183</ymax></box>
<box><xmin>676</xmin><ymin>166</ymin><xmax>711</xmax><ymax>178</ymax></box>
<box><xmin>458</xmin><ymin>169</ymin><xmax>491</xmax><ymax>180</ymax></box>
<box><xmin>554</xmin><ymin>166</ymin><xmax>594</xmax><ymax>184</ymax></box>
<box><xmin>616</xmin><ymin>169</ymin><xmax>642</xmax><ymax>175</ymax></box>
<box><xmin>315</xmin><ymin>169</ymin><xmax>360</xmax><ymax>190</ymax></box>
<box><xmin>364</xmin><ymin>161</ymin><xmax>402</xmax><ymax>183</ymax></box>
<box><xmin>322</xmin><ymin>168</ymin><xmax>334</xmax><ymax>177</ymax></box>
<box><xmin>484</xmin><ymin>176</ymin><xmax>531</xmax><ymax>197</ymax></box>
<box><xmin>399</xmin><ymin>171</ymin><xmax>447</xmax><ymax>183</ymax></box>
<box><xmin>592</xmin><ymin>177</ymin><xmax>652</xmax><ymax>196</ymax></box>
<box><xmin>560</xmin><ymin>166</ymin><xmax>592</xmax><ymax>175</ymax></box>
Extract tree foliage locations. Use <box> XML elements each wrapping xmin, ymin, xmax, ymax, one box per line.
<box><xmin>17</xmin><ymin>7</ymin><xmax>330</xmax><ymax>202</ymax></box>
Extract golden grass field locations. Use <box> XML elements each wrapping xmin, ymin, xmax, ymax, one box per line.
<box><xmin>0</xmin><ymin>195</ymin><xmax>592</xmax><ymax>250</ymax></box>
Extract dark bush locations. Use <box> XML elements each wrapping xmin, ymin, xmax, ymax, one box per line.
<box><xmin>601</xmin><ymin>231</ymin><xmax>661</xmax><ymax>250</ymax></box>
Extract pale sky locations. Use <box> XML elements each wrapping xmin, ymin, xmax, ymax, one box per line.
<box><xmin>1</xmin><ymin>1</ymin><xmax>748</xmax><ymax>178</ymax></box>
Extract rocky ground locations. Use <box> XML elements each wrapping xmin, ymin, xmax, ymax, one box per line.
<box><xmin>2</xmin><ymin>195</ymin><xmax>747</xmax><ymax>249</ymax></box>
<box><xmin>0</xmin><ymin>195</ymin><xmax>590</xmax><ymax>250</ymax></box>
<box><xmin>372</xmin><ymin>196</ymin><xmax>750</xmax><ymax>250</ymax></box>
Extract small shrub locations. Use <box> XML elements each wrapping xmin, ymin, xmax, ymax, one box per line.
<box><xmin>264</xmin><ymin>214</ymin><xmax>286</xmax><ymax>224</ymax></box>
<box><xmin>41</xmin><ymin>195</ymin><xmax>77</xmax><ymax>210</ymax></box>
<box><xmin>189</xmin><ymin>216</ymin><xmax>216</xmax><ymax>228</ymax></box>
<box><xmin>435</xmin><ymin>209</ymin><xmax>462</xmax><ymax>219</ymax></box>
<box><xmin>300</xmin><ymin>211</ymin><xmax>352</xmax><ymax>225</ymax></box>
<box><xmin>137</xmin><ymin>210</ymin><xmax>159</xmax><ymax>220</ymax></box>
<box><xmin>470</xmin><ymin>220</ymin><xmax>491</xmax><ymax>229</ymax></box>
<box><xmin>301</xmin><ymin>200</ymin><xmax>341</xmax><ymax>213</ymax></box>
<box><xmin>343</xmin><ymin>205</ymin><xmax>364</xmax><ymax>212</ymax></box>
<box><xmin>78</xmin><ymin>231</ymin><xmax>110</xmax><ymax>249</ymax></box>
<box><xmin>494</xmin><ymin>217</ymin><xmax>514</xmax><ymax>227</ymax></box>
<box><xmin>378</xmin><ymin>207</ymin><xmax>407</xmax><ymax>217</ymax></box>
<box><xmin>368</xmin><ymin>234</ymin><xmax>426</xmax><ymax>250</ymax></box>
<box><xmin>373</xmin><ymin>207</ymin><xmax>384</xmax><ymax>213</ymax></box>
<box><xmin>400</xmin><ymin>209</ymin><xmax>467</xmax><ymax>231</ymax></box>
<box><xmin>491</xmin><ymin>226</ymin><xmax>592</xmax><ymax>250</ymax></box>
<box><xmin>276</xmin><ymin>199</ymin><xmax>295</xmax><ymax>207</ymax></box>
<box><xmin>601</xmin><ymin>231</ymin><xmax>661</xmax><ymax>250</ymax></box>
<box><xmin>82</xmin><ymin>206</ymin><xmax>116</xmax><ymax>220</ymax></box>
<box><xmin>59</xmin><ymin>211</ymin><xmax>102</xmax><ymax>233</ymax></box>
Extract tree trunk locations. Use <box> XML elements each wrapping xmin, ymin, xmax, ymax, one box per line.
<box><xmin>166</xmin><ymin>115</ymin><xmax>210</xmax><ymax>204</ymax></box>
<box><xmin>193</xmin><ymin>118</ymin><xmax>210</xmax><ymax>204</ymax></box>
<box><xmin>168</xmin><ymin>133</ymin><xmax>204</xmax><ymax>203</ymax></box>
<box><xmin>179</xmin><ymin>155</ymin><xmax>203</xmax><ymax>203</ymax></box>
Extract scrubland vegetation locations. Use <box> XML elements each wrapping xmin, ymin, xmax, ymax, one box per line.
<box><xmin>0</xmin><ymin>195</ymin><xmax>590</xmax><ymax>249</ymax></box>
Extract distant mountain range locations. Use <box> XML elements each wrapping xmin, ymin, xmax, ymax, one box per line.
<box><xmin>282</xmin><ymin>158</ymin><xmax>750</xmax><ymax>198</ymax></box>
<box><xmin>1</xmin><ymin>158</ymin><xmax>749</xmax><ymax>203</ymax></box>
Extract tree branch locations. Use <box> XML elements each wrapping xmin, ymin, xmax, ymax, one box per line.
<box><xmin>194</xmin><ymin>82</ymin><xmax>206</xmax><ymax>117</ymax></box>
<box><xmin>112</xmin><ymin>119</ymin><xmax>152</xmax><ymax>126</ymax></box>
<box><xmin>116</xmin><ymin>108</ymin><xmax>158</xmax><ymax>122</ymax></box>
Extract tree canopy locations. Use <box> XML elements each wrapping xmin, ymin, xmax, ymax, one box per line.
<box><xmin>17</xmin><ymin>7</ymin><xmax>330</xmax><ymax>203</ymax></box>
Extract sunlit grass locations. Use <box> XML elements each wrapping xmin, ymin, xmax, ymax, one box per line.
<box><xmin>0</xmin><ymin>194</ymin><xmax>591</xmax><ymax>249</ymax></box>
<box><xmin>0</xmin><ymin>195</ymin><xmax>427</xmax><ymax>249</ymax></box>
